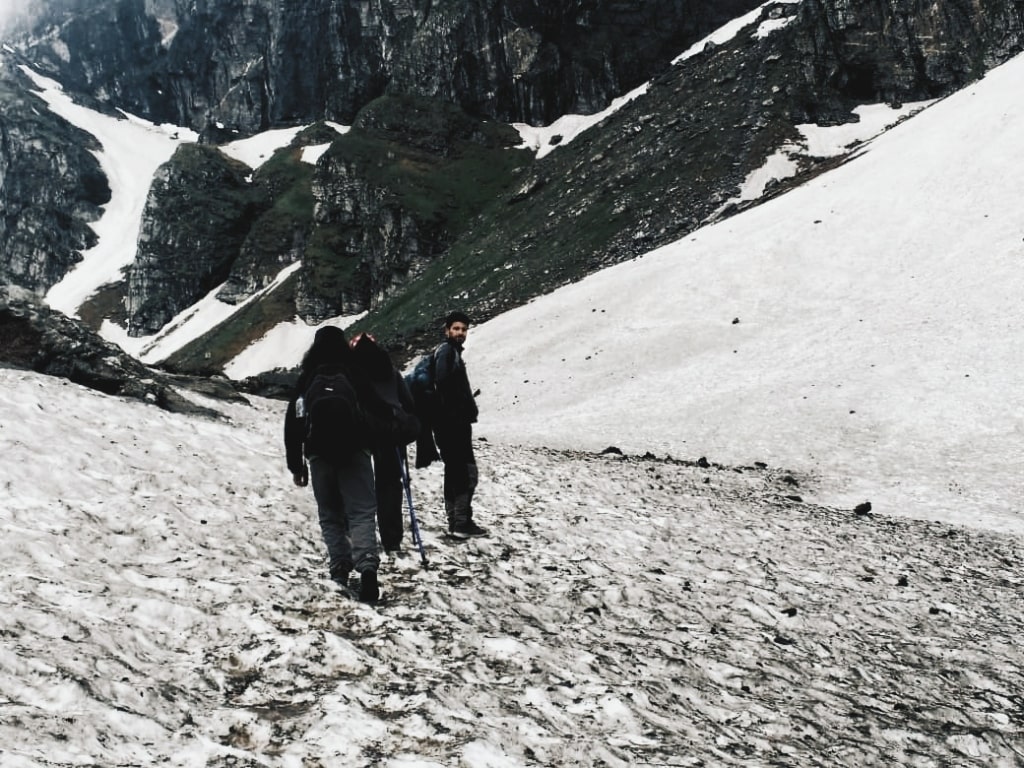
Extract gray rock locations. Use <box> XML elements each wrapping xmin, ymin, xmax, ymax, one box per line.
<box><xmin>0</xmin><ymin>286</ymin><xmax>243</xmax><ymax>417</ymax></box>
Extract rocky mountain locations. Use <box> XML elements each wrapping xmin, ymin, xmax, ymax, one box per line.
<box><xmin>12</xmin><ymin>0</ymin><xmax>763</xmax><ymax>134</ymax></box>
<box><xmin>1</xmin><ymin>0</ymin><xmax>1022</xmax><ymax>388</ymax></box>
<box><xmin>0</xmin><ymin>64</ymin><xmax>109</xmax><ymax>295</ymax></box>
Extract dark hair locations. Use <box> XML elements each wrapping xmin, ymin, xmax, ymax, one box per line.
<box><xmin>444</xmin><ymin>310</ymin><xmax>471</xmax><ymax>329</ymax></box>
<box><xmin>301</xmin><ymin>326</ymin><xmax>350</xmax><ymax>373</ymax></box>
<box><xmin>350</xmin><ymin>332</ymin><xmax>393</xmax><ymax>380</ymax></box>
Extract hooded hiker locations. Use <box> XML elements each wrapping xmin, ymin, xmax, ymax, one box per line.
<box><xmin>284</xmin><ymin>326</ymin><xmax>382</xmax><ymax>603</ymax></box>
<box><xmin>349</xmin><ymin>332</ymin><xmax>420</xmax><ymax>554</ymax></box>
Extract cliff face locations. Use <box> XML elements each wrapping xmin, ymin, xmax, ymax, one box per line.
<box><xmin>16</xmin><ymin>0</ymin><xmax>767</xmax><ymax>134</ymax></box>
<box><xmin>794</xmin><ymin>0</ymin><xmax>1024</xmax><ymax>106</ymax></box>
<box><xmin>0</xmin><ymin>64</ymin><xmax>109</xmax><ymax>294</ymax></box>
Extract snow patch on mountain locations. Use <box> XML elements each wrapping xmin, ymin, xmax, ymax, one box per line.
<box><xmin>19</xmin><ymin>65</ymin><xmax>198</xmax><ymax>319</ymax></box>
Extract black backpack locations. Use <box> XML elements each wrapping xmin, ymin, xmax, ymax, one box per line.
<box><xmin>301</xmin><ymin>368</ymin><xmax>369</xmax><ymax>458</ymax></box>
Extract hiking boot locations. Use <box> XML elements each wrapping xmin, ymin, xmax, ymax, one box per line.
<box><xmin>358</xmin><ymin>569</ymin><xmax>380</xmax><ymax>603</ymax></box>
<box><xmin>450</xmin><ymin>521</ymin><xmax>488</xmax><ymax>539</ymax></box>
<box><xmin>329</xmin><ymin>565</ymin><xmax>350</xmax><ymax>588</ymax></box>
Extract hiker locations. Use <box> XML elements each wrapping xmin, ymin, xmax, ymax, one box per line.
<box><xmin>432</xmin><ymin>310</ymin><xmax>487</xmax><ymax>538</ymax></box>
<box><xmin>349</xmin><ymin>332</ymin><xmax>420</xmax><ymax>554</ymax></box>
<box><xmin>284</xmin><ymin>326</ymin><xmax>381</xmax><ymax>603</ymax></box>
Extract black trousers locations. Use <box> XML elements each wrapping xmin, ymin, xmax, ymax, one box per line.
<box><xmin>372</xmin><ymin>443</ymin><xmax>405</xmax><ymax>550</ymax></box>
<box><xmin>434</xmin><ymin>420</ymin><xmax>477</xmax><ymax>509</ymax></box>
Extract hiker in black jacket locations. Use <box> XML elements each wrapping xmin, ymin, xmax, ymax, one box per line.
<box><xmin>349</xmin><ymin>333</ymin><xmax>420</xmax><ymax>553</ymax></box>
<box><xmin>284</xmin><ymin>326</ymin><xmax>382</xmax><ymax>602</ymax></box>
<box><xmin>432</xmin><ymin>311</ymin><xmax>487</xmax><ymax>538</ymax></box>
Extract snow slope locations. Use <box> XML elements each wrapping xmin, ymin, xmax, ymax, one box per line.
<box><xmin>17</xmin><ymin>67</ymin><xmax>199</xmax><ymax>317</ymax></box>
<box><xmin>469</xmin><ymin>53</ymin><xmax>1024</xmax><ymax>534</ymax></box>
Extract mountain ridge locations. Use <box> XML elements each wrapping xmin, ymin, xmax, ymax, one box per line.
<box><xmin>0</xmin><ymin>0</ymin><xmax>1021</xmax><ymax>389</ymax></box>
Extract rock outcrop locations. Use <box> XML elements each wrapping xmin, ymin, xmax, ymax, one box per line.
<box><xmin>0</xmin><ymin>285</ymin><xmax>241</xmax><ymax>415</ymax></box>
<box><xmin>299</xmin><ymin>94</ymin><xmax>526</xmax><ymax>321</ymax></box>
<box><xmin>127</xmin><ymin>144</ymin><xmax>268</xmax><ymax>336</ymax></box>
<box><xmin>124</xmin><ymin>95</ymin><xmax>528</xmax><ymax>348</ymax></box>
<box><xmin>0</xmin><ymin>63</ymin><xmax>109</xmax><ymax>295</ymax></box>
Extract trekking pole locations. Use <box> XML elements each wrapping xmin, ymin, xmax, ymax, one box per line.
<box><xmin>397</xmin><ymin>447</ymin><xmax>429</xmax><ymax>569</ymax></box>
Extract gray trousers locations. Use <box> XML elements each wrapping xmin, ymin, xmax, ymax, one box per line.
<box><xmin>309</xmin><ymin>451</ymin><xmax>380</xmax><ymax>576</ymax></box>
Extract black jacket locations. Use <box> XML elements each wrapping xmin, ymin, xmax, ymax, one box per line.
<box><xmin>434</xmin><ymin>339</ymin><xmax>478</xmax><ymax>425</ymax></box>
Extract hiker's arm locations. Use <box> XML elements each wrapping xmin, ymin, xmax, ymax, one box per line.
<box><xmin>284</xmin><ymin>396</ymin><xmax>307</xmax><ymax>484</ymax></box>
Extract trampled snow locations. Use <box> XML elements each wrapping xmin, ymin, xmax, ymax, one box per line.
<box><xmin>1</xmin><ymin>367</ymin><xmax>1022</xmax><ymax>766</ymax></box>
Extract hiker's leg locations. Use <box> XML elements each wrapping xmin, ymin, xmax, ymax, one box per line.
<box><xmin>373</xmin><ymin>445</ymin><xmax>404</xmax><ymax>550</ymax></box>
<box><xmin>463</xmin><ymin>457</ymin><xmax>479</xmax><ymax>520</ymax></box>
<box><xmin>442</xmin><ymin>496</ymin><xmax>457</xmax><ymax>531</ymax></box>
<box><xmin>436</xmin><ymin>422</ymin><xmax>472</xmax><ymax>496</ymax></box>
<box><xmin>308</xmin><ymin>457</ymin><xmax>352</xmax><ymax>576</ymax></box>
<box><xmin>338</xmin><ymin>450</ymin><xmax>380</xmax><ymax>576</ymax></box>
<box><xmin>436</xmin><ymin>422</ymin><xmax>471</xmax><ymax>527</ymax></box>
<box><xmin>452</xmin><ymin>457</ymin><xmax>479</xmax><ymax>529</ymax></box>
<box><xmin>439</xmin><ymin>423</ymin><xmax>477</xmax><ymax>529</ymax></box>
